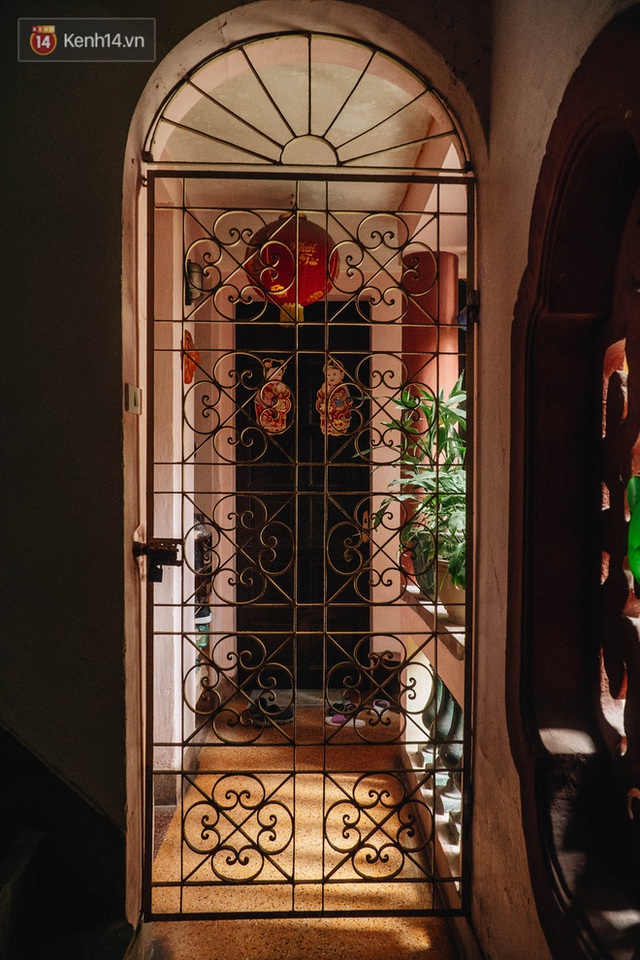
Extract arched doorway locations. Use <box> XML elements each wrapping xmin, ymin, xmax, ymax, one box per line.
<box><xmin>133</xmin><ymin>23</ymin><xmax>475</xmax><ymax>921</ymax></box>
<box><xmin>509</xmin><ymin>8</ymin><xmax>640</xmax><ymax>958</ymax></box>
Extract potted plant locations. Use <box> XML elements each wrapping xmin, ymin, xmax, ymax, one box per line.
<box><xmin>371</xmin><ymin>375</ymin><xmax>467</xmax><ymax>620</ymax></box>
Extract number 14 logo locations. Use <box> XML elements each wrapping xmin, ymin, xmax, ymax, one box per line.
<box><xmin>30</xmin><ymin>25</ymin><xmax>57</xmax><ymax>56</ymax></box>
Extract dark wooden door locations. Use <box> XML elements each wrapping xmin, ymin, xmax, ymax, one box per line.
<box><xmin>235</xmin><ymin>302</ymin><xmax>369</xmax><ymax>691</ymax></box>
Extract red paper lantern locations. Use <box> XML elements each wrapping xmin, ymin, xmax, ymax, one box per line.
<box><xmin>245</xmin><ymin>214</ymin><xmax>339</xmax><ymax>322</ymax></box>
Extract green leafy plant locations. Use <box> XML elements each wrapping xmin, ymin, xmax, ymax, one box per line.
<box><xmin>372</xmin><ymin>374</ymin><xmax>467</xmax><ymax>589</ymax></box>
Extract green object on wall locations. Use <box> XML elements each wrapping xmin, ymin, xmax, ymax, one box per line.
<box><xmin>628</xmin><ymin>477</ymin><xmax>640</xmax><ymax>583</ymax></box>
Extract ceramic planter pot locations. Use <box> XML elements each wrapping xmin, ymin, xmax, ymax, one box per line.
<box><xmin>409</xmin><ymin>530</ymin><xmax>436</xmax><ymax>600</ymax></box>
<box><xmin>437</xmin><ymin>558</ymin><xmax>466</xmax><ymax>625</ymax></box>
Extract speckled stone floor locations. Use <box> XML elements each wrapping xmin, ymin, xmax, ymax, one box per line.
<box><xmin>148</xmin><ymin>694</ymin><xmax>460</xmax><ymax>958</ymax></box>
<box><xmin>148</xmin><ymin>915</ymin><xmax>460</xmax><ymax>959</ymax></box>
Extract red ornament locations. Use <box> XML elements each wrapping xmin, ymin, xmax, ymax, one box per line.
<box><xmin>182</xmin><ymin>330</ymin><xmax>199</xmax><ymax>384</ymax></box>
<box><xmin>244</xmin><ymin>214</ymin><xmax>339</xmax><ymax>322</ymax></box>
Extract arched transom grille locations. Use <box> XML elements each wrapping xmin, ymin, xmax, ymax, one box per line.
<box><xmin>144</xmin><ymin>33</ymin><xmax>468</xmax><ymax>174</ymax></box>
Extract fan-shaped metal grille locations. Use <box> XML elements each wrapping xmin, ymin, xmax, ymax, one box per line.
<box><xmin>145</xmin><ymin>33</ymin><xmax>468</xmax><ymax>175</ymax></box>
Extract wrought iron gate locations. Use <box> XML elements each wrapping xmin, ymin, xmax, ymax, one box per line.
<box><xmin>145</xmin><ymin>172</ymin><xmax>473</xmax><ymax>918</ymax></box>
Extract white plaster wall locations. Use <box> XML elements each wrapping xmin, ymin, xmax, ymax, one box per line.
<box><xmin>472</xmin><ymin>1</ymin><xmax>637</xmax><ymax>956</ymax></box>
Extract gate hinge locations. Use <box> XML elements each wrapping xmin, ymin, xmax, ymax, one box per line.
<box><xmin>466</xmin><ymin>289</ymin><xmax>479</xmax><ymax>325</ymax></box>
<box><xmin>133</xmin><ymin>537</ymin><xmax>183</xmax><ymax>582</ymax></box>
<box><xmin>463</xmin><ymin>780</ymin><xmax>474</xmax><ymax>818</ymax></box>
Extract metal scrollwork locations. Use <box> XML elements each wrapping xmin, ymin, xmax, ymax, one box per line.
<box><xmin>182</xmin><ymin>774</ymin><xmax>294</xmax><ymax>883</ymax></box>
<box><xmin>190</xmin><ymin>494</ymin><xmax>294</xmax><ymax>604</ymax></box>
<box><xmin>183</xmin><ymin>209</ymin><xmax>442</xmax><ymax>327</ymax></box>
<box><xmin>324</xmin><ymin>773</ymin><xmax>433</xmax><ymax>880</ymax></box>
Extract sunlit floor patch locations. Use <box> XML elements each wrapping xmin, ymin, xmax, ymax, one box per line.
<box><xmin>151</xmin><ymin>698</ymin><xmax>442</xmax><ymax>918</ymax></box>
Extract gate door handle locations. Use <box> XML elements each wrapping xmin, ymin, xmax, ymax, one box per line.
<box><xmin>133</xmin><ymin>538</ymin><xmax>183</xmax><ymax>582</ymax></box>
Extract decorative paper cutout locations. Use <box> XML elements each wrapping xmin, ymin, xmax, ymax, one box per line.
<box><xmin>254</xmin><ymin>359</ymin><xmax>293</xmax><ymax>435</ymax></box>
<box><xmin>182</xmin><ymin>330</ymin><xmax>199</xmax><ymax>385</ymax></box>
<box><xmin>316</xmin><ymin>358</ymin><xmax>352</xmax><ymax>436</ymax></box>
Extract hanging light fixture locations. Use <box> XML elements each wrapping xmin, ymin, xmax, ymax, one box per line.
<box><xmin>244</xmin><ymin>213</ymin><xmax>339</xmax><ymax>323</ymax></box>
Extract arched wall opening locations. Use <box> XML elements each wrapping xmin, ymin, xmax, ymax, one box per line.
<box><xmin>509</xmin><ymin>8</ymin><xmax>640</xmax><ymax>959</ymax></box>
<box><xmin>123</xmin><ymin>0</ymin><xmax>485</xmax><ymax>924</ymax></box>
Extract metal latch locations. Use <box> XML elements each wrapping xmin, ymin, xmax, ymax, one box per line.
<box><xmin>133</xmin><ymin>537</ymin><xmax>183</xmax><ymax>582</ymax></box>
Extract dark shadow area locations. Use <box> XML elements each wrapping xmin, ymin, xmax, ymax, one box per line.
<box><xmin>0</xmin><ymin>726</ymin><xmax>133</xmax><ymax>959</ymax></box>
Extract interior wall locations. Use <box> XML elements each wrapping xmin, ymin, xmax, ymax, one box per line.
<box><xmin>476</xmin><ymin>1</ymin><xmax>638</xmax><ymax>957</ymax></box>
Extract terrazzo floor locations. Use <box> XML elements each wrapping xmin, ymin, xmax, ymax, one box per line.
<box><xmin>148</xmin><ymin>914</ymin><xmax>460</xmax><ymax>960</ymax></box>
<box><xmin>148</xmin><ymin>693</ymin><xmax>460</xmax><ymax>959</ymax></box>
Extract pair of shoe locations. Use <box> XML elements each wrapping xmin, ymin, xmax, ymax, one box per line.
<box><xmin>326</xmin><ymin>700</ymin><xmax>367</xmax><ymax>727</ymax></box>
<box><xmin>248</xmin><ymin>694</ymin><xmax>294</xmax><ymax>727</ymax></box>
<box><xmin>328</xmin><ymin>699</ymin><xmax>356</xmax><ymax>717</ymax></box>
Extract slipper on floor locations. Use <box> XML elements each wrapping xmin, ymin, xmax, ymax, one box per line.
<box><xmin>328</xmin><ymin>700</ymin><xmax>356</xmax><ymax>717</ymax></box>
<box><xmin>325</xmin><ymin>713</ymin><xmax>366</xmax><ymax>727</ymax></box>
<box><xmin>248</xmin><ymin>695</ymin><xmax>294</xmax><ymax>726</ymax></box>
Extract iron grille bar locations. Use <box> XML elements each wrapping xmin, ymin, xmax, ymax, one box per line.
<box><xmin>240</xmin><ymin>44</ymin><xmax>298</xmax><ymax>141</ymax></box>
<box><xmin>332</xmin><ymin>88</ymin><xmax>432</xmax><ymax>152</ymax></box>
<box><xmin>157</xmin><ymin>117</ymin><xmax>279</xmax><ymax>165</ymax></box>
<box><xmin>460</xmin><ymin>175</ymin><xmax>476</xmax><ymax>916</ymax></box>
<box><xmin>143</xmin><ymin>172</ymin><xmax>157</xmax><ymax>919</ymax></box>
<box><xmin>306</xmin><ymin>34</ymin><xmax>312</xmax><ymax>138</ymax></box>
<box><xmin>148</xmin><ymin>909</ymin><xmax>464</xmax><ymax>921</ymax></box>
<box><xmin>145</xmin><ymin>166</ymin><xmax>474</xmax><ymax>182</ymax></box>
<box><xmin>322</xmin><ymin>47</ymin><xmax>377</xmax><ymax>142</ymax></box>
<box><xmin>187</xmin><ymin>78</ymin><xmax>287</xmax><ymax>152</ymax></box>
<box><xmin>338</xmin><ymin>129</ymin><xmax>458</xmax><ymax>166</ymax></box>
